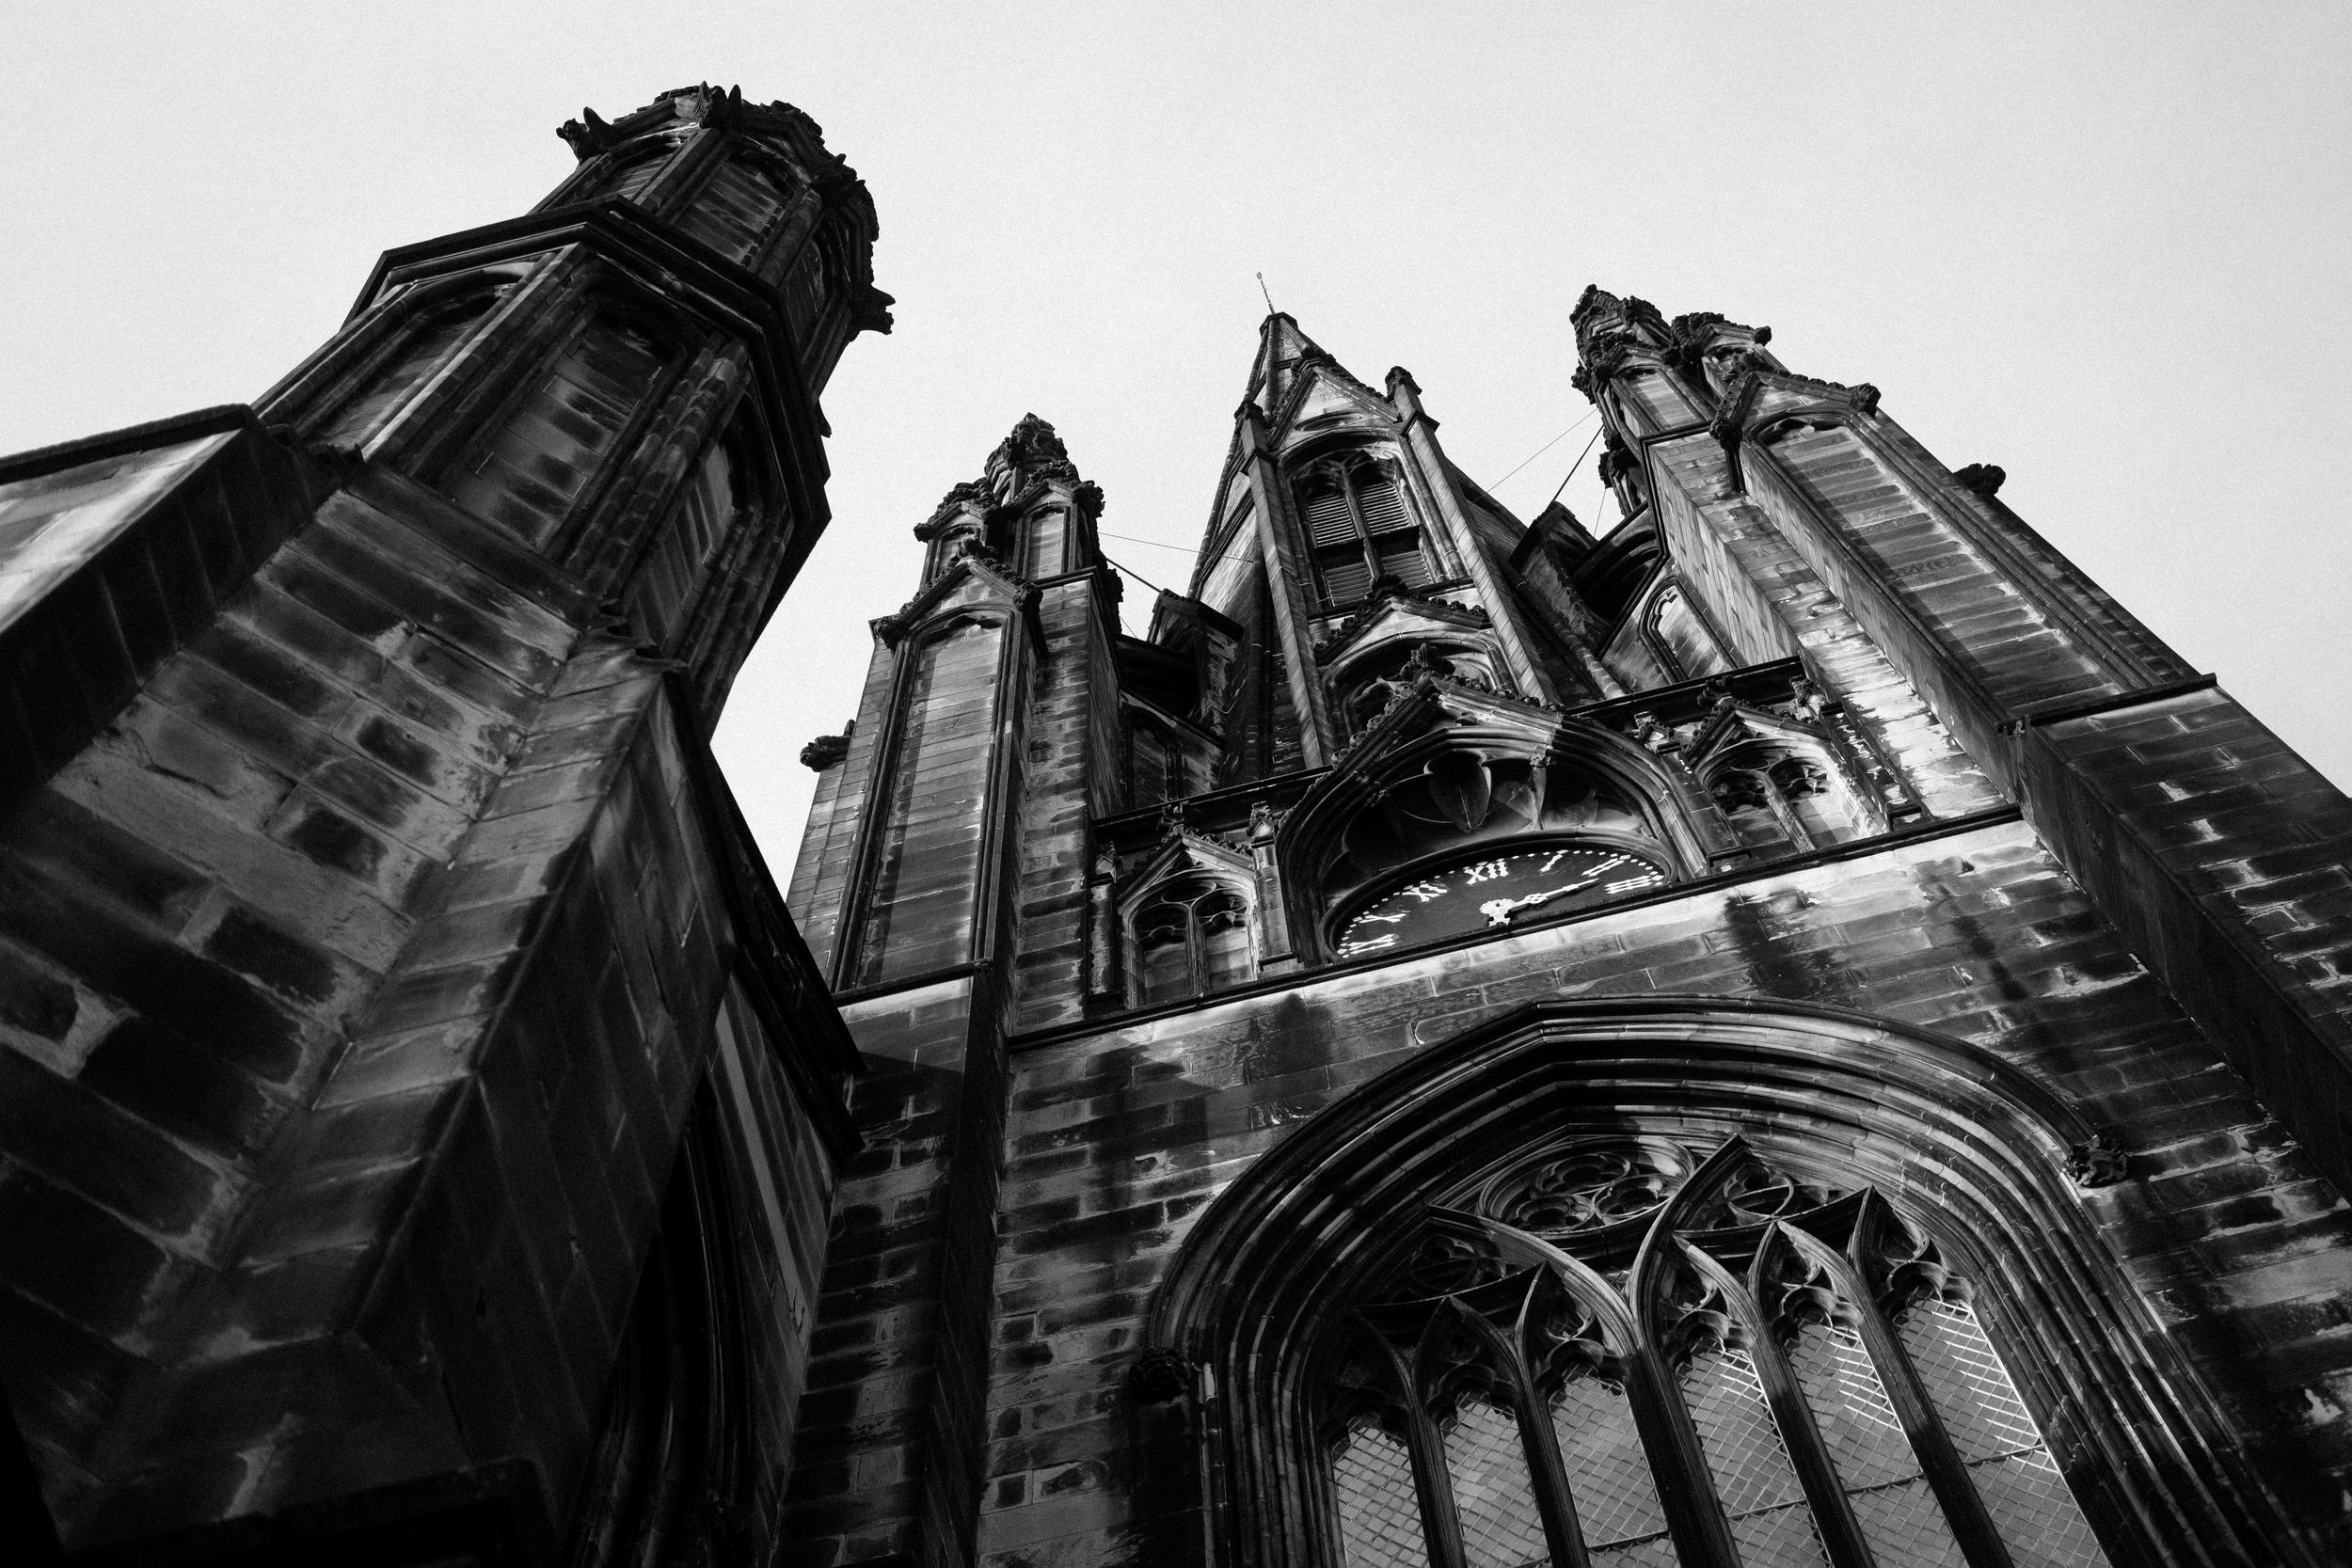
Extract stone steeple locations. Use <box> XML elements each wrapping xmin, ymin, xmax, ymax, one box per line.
<box><xmin>0</xmin><ymin>85</ymin><xmax>881</xmax><ymax>1561</ymax></box>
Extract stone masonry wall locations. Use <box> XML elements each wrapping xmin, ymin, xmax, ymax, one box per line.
<box><xmin>788</xmin><ymin>974</ymin><xmax>1005</xmax><ymax>1568</ymax></box>
<box><xmin>0</xmin><ymin>454</ymin><xmax>854</xmax><ymax>1552</ymax></box>
<box><xmin>1648</xmin><ymin>430</ymin><xmax>2001</xmax><ymax>822</ymax></box>
<box><xmin>970</xmin><ymin>818</ymin><xmax>2352</xmax><ymax>1565</ymax></box>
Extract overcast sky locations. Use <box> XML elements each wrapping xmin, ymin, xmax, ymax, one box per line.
<box><xmin>4</xmin><ymin>4</ymin><xmax>2345</xmax><ymax>873</ymax></box>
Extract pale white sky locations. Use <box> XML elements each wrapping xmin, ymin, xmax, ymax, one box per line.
<box><xmin>3</xmin><ymin>4</ymin><xmax>2345</xmax><ymax>873</ymax></box>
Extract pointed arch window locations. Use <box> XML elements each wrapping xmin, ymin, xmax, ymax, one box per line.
<box><xmin>626</xmin><ymin>420</ymin><xmax>751</xmax><ymax>647</ymax></box>
<box><xmin>1707</xmin><ymin>755</ymin><xmax>1863</xmax><ymax>859</ymax></box>
<box><xmin>1128</xmin><ymin>712</ymin><xmax>1186</xmax><ymax>809</ymax></box>
<box><xmin>316</xmin><ymin>291</ymin><xmax>496</xmax><ymax>451</ymax></box>
<box><xmin>678</xmin><ymin>156</ymin><xmax>791</xmax><ymax>264</ymax></box>
<box><xmin>1299</xmin><ymin>452</ymin><xmax>1436</xmax><ymax>607</ymax></box>
<box><xmin>447</xmin><ymin>309</ymin><xmax>675</xmax><ymax>546</ymax></box>
<box><xmin>1311</xmin><ymin>1138</ymin><xmax>2112</xmax><ymax>1568</ymax></box>
<box><xmin>1129</xmin><ymin>872</ymin><xmax>1255</xmax><ymax>1004</ymax></box>
<box><xmin>1642</xmin><ymin>582</ymin><xmax>1733</xmax><ymax>684</ymax></box>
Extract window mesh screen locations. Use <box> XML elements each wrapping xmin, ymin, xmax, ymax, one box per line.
<box><xmin>1681</xmin><ymin>1350</ymin><xmax>1827</xmax><ymax>1568</ymax></box>
<box><xmin>1333</xmin><ymin>1420</ymin><xmax>1424</xmax><ymax>1568</ymax></box>
<box><xmin>1899</xmin><ymin>1301</ymin><xmax>2110</xmax><ymax>1567</ymax></box>
<box><xmin>1441</xmin><ymin>1400</ymin><xmax>1548</xmax><ymax>1568</ymax></box>
<box><xmin>1787</xmin><ymin>1321</ymin><xmax>1963</xmax><ymax>1565</ymax></box>
<box><xmin>1548</xmin><ymin>1376</ymin><xmax>1673</xmax><ymax>1555</ymax></box>
<box><xmin>1310</xmin><ymin>1180</ymin><xmax>2126</xmax><ymax>1568</ymax></box>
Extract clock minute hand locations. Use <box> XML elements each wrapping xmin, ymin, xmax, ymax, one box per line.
<box><xmin>1518</xmin><ymin>877</ymin><xmax>1598</xmax><ymax>911</ymax></box>
<box><xmin>1483</xmin><ymin>878</ymin><xmax>1600</xmax><ymax>928</ymax></box>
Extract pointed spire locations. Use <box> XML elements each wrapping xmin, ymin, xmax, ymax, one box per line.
<box><xmin>1241</xmin><ymin>311</ymin><xmax>1395</xmax><ymax>430</ymax></box>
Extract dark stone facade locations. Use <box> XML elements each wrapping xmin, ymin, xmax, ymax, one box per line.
<box><xmin>5</xmin><ymin>81</ymin><xmax>2351</xmax><ymax>1568</ymax></box>
<box><xmin>0</xmin><ymin>86</ymin><xmax>884</xmax><ymax>1565</ymax></box>
<box><xmin>787</xmin><ymin>301</ymin><xmax>2352</xmax><ymax>1568</ymax></box>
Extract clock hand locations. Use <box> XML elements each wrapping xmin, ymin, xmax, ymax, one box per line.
<box><xmin>1483</xmin><ymin>879</ymin><xmax>1601</xmax><ymax>928</ymax></box>
<box><xmin>1518</xmin><ymin>878</ymin><xmax>1598</xmax><ymax>910</ymax></box>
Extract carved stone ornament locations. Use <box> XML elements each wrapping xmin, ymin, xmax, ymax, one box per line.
<box><xmin>2067</xmin><ymin>1132</ymin><xmax>2130</xmax><ymax>1188</ymax></box>
<box><xmin>994</xmin><ymin>413</ymin><xmax>1071</xmax><ymax>474</ymax></box>
<box><xmin>916</xmin><ymin>480</ymin><xmax>992</xmax><ymax>541</ymax></box>
<box><xmin>557</xmin><ymin>106</ymin><xmax>619</xmax><ymax>160</ymax></box>
<box><xmin>1666</xmin><ymin>310</ymin><xmax>1772</xmax><ymax>374</ymax></box>
<box><xmin>851</xmin><ymin>284</ymin><xmax>898</xmax><ymax>336</ymax></box>
<box><xmin>1128</xmin><ymin>1348</ymin><xmax>1194</xmax><ymax>1404</ymax></box>
<box><xmin>1311</xmin><ymin>578</ymin><xmax>1489</xmax><ymax>664</ymax></box>
<box><xmin>869</xmin><ymin>608</ymin><xmax>913</xmax><ymax>647</ymax></box>
<box><xmin>1248</xmin><ymin>800</ymin><xmax>1282</xmax><ymax>843</ymax></box>
<box><xmin>1953</xmin><ymin>462</ymin><xmax>2007</xmax><ymax>499</ymax></box>
<box><xmin>800</xmin><ymin>729</ymin><xmax>852</xmax><ymax>771</ymax></box>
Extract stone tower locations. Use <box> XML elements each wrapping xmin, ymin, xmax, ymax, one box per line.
<box><xmin>787</xmin><ymin>304</ymin><xmax>2352</xmax><ymax>1566</ymax></box>
<box><xmin>0</xmin><ymin>85</ymin><xmax>886</xmax><ymax>1563</ymax></box>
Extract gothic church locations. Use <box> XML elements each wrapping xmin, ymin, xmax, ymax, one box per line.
<box><xmin>0</xmin><ymin>85</ymin><xmax>2348</xmax><ymax>1568</ymax></box>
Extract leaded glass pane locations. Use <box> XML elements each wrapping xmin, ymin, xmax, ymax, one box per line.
<box><xmin>1333</xmin><ymin>1418</ymin><xmax>1425</xmax><ymax>1568</ymax></box>
<box><xmin>1897</xmin><ymin>1300</ymin><xmax>2044</xmax><ymax>1462</ymax></box>
<box><xmin>1786</xmin><ymin>1321</ymin><xmax>1963</xmax><ymax>1562</ymax></box>
<box><xmin>1442</xmin><ymin>1399</ymin><xmax>1548</xmax><ymax>1568</ymax></box>
<box><xmin>1592</xmin><ymin>1539</ymin><xmax>1681</xmax><ymax>1568</ymax></box>
<box><xmin>1727</xmin><ymin>1503</ymin><xmax>1830</xmax><ymax>1568</ymax></box>
<box><xmin>1680</xmin><ymin>1349</ymin><xmax>1826</xmax><ymax>1568</ymax></box>
<box><xmin>1549</xmin><ymin>1376</ymin><xmax>1675</xmax><ymax>1557</ymax></box>
<box><xmin>1899</xmin><ymin>1301</ymin><xmax>2111</xmax><ymax>1566</ymax></box>
<box><xmin>1972</xmin><ymin>1450</ymin><xmax>2110</xmax><ymax>1568</ymax></box>
<box><xmin>1849</xmin><ymin>1479</ymin><xmax>1966</xmax><ymax>1568</ymax></box>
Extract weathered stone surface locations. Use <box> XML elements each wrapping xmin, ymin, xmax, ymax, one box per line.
<box><xmin>0</xmin><ymin>82</ymin><xmax>882</xmax><ymax>1567</ymax></box>
<box><xmin>787</xmin><ymin>315</ymin><xmax>2352</xmax><ymax>1568</ymax></box>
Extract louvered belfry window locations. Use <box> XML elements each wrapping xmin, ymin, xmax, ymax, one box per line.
<box><xmin>1319</xmin><ymin>1136</ymin><xmax>2111</xmax><ymax>1568</ymax></box>
<box><xmin>1297</xmin><ymin>452</ymin><xmax>1435</xmax><ymax>607</ymax></box>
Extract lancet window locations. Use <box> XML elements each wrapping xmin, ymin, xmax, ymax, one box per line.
<box><xmin>627</xmin><ymin>422</ymin><xmax>749</xmax><ymax>645</ymax></box>
<box><xmin>1129</xmin><ymin>714</ymin><xmax>1185</xmax><ymax>809</ymax></box>
<box><xmin>1129</xmin><ymin>872</ymin><xmax>1255</xmax><ymax>1004</ymax></box>
<box><xmin>1643</xmin><ymin>583</ymin><xmax>1733</xmax><ymax>684</ymax></box>
<box><xmin>1316</xmin><ymin>1136</ymin><xmax>2111</xmax><ymax>1568</ymax></box>
<box><xmin>1705</xmin><ymin>755</ymin><xmax>1860</xmax><ymax>858</ymax></box>
<box><xmin>677</xmin><ymin>157</ymin><xmax>791</xmax><ymax>264</ymax></box>
<box><xmin>1298</xmin><ymin>452</ymin><xmax>1433</xmax><ymax>607</ymax></box>
<box><xmin>448</xmin><ymin>309</ymin><xmax>675</xmax><ymax>546</ymax></box>
<box><xmin>316</xmin><ymin>291</ymin><xmax>496</xmax><ymax>451</ymax></box>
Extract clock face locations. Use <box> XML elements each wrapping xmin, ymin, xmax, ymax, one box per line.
<box><xmin>1333</xmin><ymin>844</ymin><xmax>1669</xmax><ymax>959</ymax></box>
